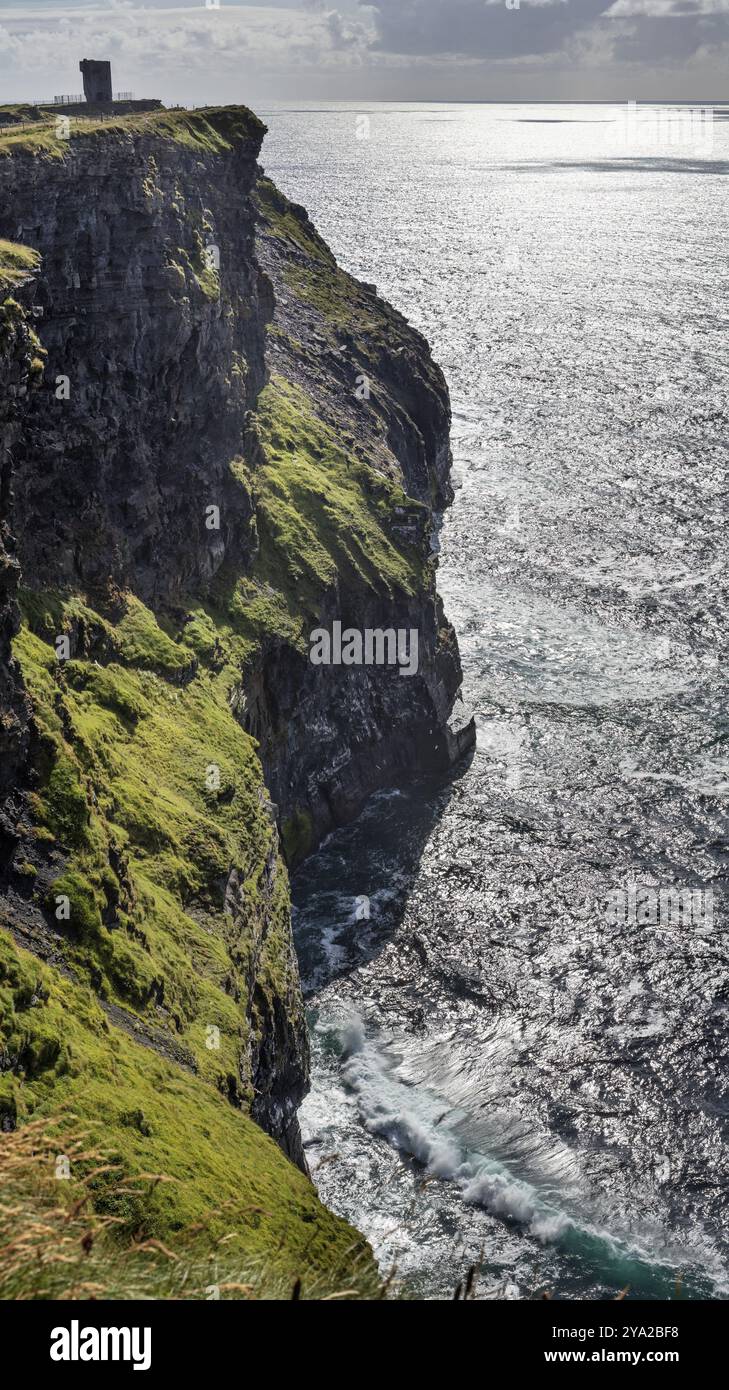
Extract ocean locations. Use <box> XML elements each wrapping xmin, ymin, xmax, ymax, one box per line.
<box><xmin>261</xmin><ymin>103</ymin><xmax>729</xmax><ymax>1300</ymax></box>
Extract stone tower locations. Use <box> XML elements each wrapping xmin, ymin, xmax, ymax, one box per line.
<box><xmin>80</xmin><ymin>60</ymin><xmax>112</xmax><ymax>104</ymax></box>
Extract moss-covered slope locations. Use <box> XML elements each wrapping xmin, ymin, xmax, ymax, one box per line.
<box><xmin>0</xmin><ymin>117</ymin><xmax>373</xmax><ymax>1294</ymax></box>
<box><xmin>0</xmin><ymin>930</ymin><xmax>375</xmax><ymax>1298</ymax></box>
<box><xmin>243</xmin><ymin>176</ymin><xmax>474</xmax><ymax>851</ymax></box>
<box><xmin>0</xmin><ymin>106</ymin><xmax>471</xmax><ymax>1296</ymax></box>
<box><xmin>11</xmin><ymin>596</ymin><xmax>305</xmax><ymax>1121</ymax></box>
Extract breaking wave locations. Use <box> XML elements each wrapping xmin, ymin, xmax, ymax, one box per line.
<box><xmin>335</xmin><ymin>1016</ymin><xmax>727</xmax><ymax>1295</ymax></box>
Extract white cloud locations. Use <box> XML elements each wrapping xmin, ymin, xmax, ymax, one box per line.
<box><xmin>0</xmin><ymin>0</ymin><xmax>725</xmax><ymax>99</ymax></box>
<box><xmin>605</xmin><ymin>0</ymin><xmax>729</xmax><ymax>13</ymax></box>
<box><xmin>0</xmin><ymin>3</ymin><xmax>375</xmax><ymax>99</ymax></box>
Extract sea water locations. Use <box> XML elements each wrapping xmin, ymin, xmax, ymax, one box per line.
<box><xmin>262</xmin><ymin>102</ymin><xmax>729</xmax><ymax>1300</ymax></box>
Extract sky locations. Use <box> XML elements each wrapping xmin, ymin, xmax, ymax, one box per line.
<box><xmin>0</xmin><ymin>0</ymin><xmax>726</xmax><ymax>104</ymax></box>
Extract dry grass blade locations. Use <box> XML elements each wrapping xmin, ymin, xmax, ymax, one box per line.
<box><xmin>0</xmin><ymin>1118</ymin><xmax>389</xmax><ymax>1301</ymax></box>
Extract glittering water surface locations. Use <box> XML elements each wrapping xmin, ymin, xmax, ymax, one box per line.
<box><xmin>262</xmin><ymin>104</ymin><xmax>729</xmax><ymax>1300</ymax></box>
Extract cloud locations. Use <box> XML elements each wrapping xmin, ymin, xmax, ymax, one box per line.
<box><xmin>0</xmin><ymin>4</ymin><xmax>374</xmax><ymax>88</ymax></box>
<box><xmin>605</xmin><ymin>0</ymin><xmax>729</xmax><ymax>12</ymax></box>
<box><xmin>0</xmin><ymin>1</ymin><xmax>726</xmax><ymax>99</ymax></box>
<box><xmin>362</xmin><ymin>0</ymin><xmax>613</xmax><ymax>59</ymax></box>
<box><xmin>609</xmin><ymin>14</ymin><xmax>729</xmax><ymax>57</ymax></box>
<box><xmin>358</xmin><ymin>0</ymin><xmax>729</xmax><ymax>69</ymax></box>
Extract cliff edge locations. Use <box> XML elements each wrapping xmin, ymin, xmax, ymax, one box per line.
<box><xmin>0</xmin><ymin>106</ymin><xmax>473</xmax><ymax>1295</ymax></box>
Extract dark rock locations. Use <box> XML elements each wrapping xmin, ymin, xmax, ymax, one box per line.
<box><xmin>0</xmin><ymin>107</ymin><xmax>474</xmax><ymax>1171</ymax></box>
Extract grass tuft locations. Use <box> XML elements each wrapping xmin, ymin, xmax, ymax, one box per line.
<box><xmin>0</xmin><ymin>240</ymin><xmax>40</xmax><ymax>291</ymax></box>
<box><xmin>0</xmin><ymin>1112</ymin><xmax>381</xmax><ymax>1300</ymax></box>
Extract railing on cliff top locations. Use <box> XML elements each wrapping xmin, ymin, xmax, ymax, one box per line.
<box><xmin>30</xmin><ymin>92</ymin><xmax>135</xmax><ymax>105</ymax></box>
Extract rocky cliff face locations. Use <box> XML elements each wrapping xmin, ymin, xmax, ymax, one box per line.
<box><xmin>0</xmin><ymin>108</ymin><xmax>267</xmax><ymax>605</ymax></box>
<box><xmin>0</xmin><ymin>258</ymin><xmax>38</xmax><ymax>874</ymax></box>
<box><xmin>248</xmin><ymin>179</ymin><xmax>473</xmax><ymax>858</ymax></box>
<box><xmin>0</xmin><ymin>110</ymin><xmax>313</xmax><ymax>1170</ymax></box>
<box><xmin>0</xmin><ymin>106</ymin><xmax>472</xmax><ymax>1281</ymax></box>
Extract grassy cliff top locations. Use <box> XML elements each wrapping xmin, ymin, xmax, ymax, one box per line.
<box><xmin>0</xmin><ymin>239</ymin><xmax>40</xmax><ymax>291</ymax></box>
<box><xmin>0</xmin><ymin>105</ymin><xmax>266</xmax><ymax>160</ymax></box>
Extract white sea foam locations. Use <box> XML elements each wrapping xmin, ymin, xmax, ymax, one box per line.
<box><xmin>340</xmin><ymin>1022</ymin><xmax>573</xmax><ymax>1244</ymax></box>
<box><xmin>276</xmin><ymin>101</ymin><xmax>729</xmax><ymax>1298</ymax></box>
<box><xmin>331</xmin><ymin>1016</ymin><xmax>727</xmax><ymax>1290</ymax></box>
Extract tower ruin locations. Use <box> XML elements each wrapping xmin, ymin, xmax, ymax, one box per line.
<box><xmin>80</xmin><ymin>60</ymin><xmax>112</xmax><ymax>104</ymax></box>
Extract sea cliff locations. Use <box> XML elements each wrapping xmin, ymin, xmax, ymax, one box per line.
<box><xmin>0</xmin><ymin>106</ymin><xmax>473</xmax><ymax>1296</ymax></box>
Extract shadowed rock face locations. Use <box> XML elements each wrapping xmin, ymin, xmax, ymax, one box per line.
<box><xmin>248</xmin><ymin>179</ymin><xmax>474</xmax><ymax>855</ymax></box>
<box><xmin>0</xmin><ymin>286</ymin><xmax>35</xmax><ymax>870</ymax></box>
<box><xmin>0</xmin><ymin>107</ymin><xmax>472</xmax><ymax>1174</ymax></box>
<box><xmin>0</xmin><ymin>110</ymin><xmax>269</xmax><ymax>607</ymax></box>
<box><xmin>242</xmin><ymin>576</ymin><xmax>472</xmax><ymax>859</ymax></box>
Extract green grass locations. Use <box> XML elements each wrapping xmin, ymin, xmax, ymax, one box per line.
<box><xmin>0</xmin><ymin>240</ymin><xmax>40</xmax><ymax>291</ymax></box>
<box><xmin>4</xmin><ymin>584</ymin><xmax>380</xmax><ymax>1291</ymax></box>
<box><xmin>0</xmin><ymin>104</ymin><xmax>45</xmax><ymax>123</ymax></box>
<box><xmin>0</xmin><ymin>106</ymin><xmax>265</xmax><ymax>161</ymax></box>
<box><xmin>14</xmin><ymin>590</ymin><xmax>300</xmax><ymax>1095</ymax></box>
<box><xmin>201</xmin><ymin>375</ymin><xmax>426</xmax><ymax>674</ymax></box>
<box><xmin>6</xmin><ymin>430</ymin><xmax>416</xmax><ymax>1284</ymax></box>
<box><xmin>0</xmin><ymin>935</ymin><xmax>378</xmax><ymax>1297</ymax></box>
<box><xmin>176</xmin><ymin>241</ymin><xmax>221</xmax><ymax>302</ymax></box>
<box><xmin>115</xmin><ymin>595</ymin><xmax>194</xmax><ymax>676</ymax></box>
<box><xmin>0</xmin><ymin>120</ymin><xmax>68</xmax><ymax>159</ymax></box>
<box><xmin>256</xmin><ymin>176</ymin><xmax>337</xmax><ymax>264</ymax></box>
<box><xmin>250</xmin><ymin>375</ymin><xmax>423</xmax><ymax>617</ymax></box>
<box><xmin>256</xmin><ymin>176</ymin><xmax>393</xmax><ymax>336</ymax></box>
<box><xmin>0</xmin><ymin>129</ymin><xmax>442</xmax><ymax>1296</ymax></box>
